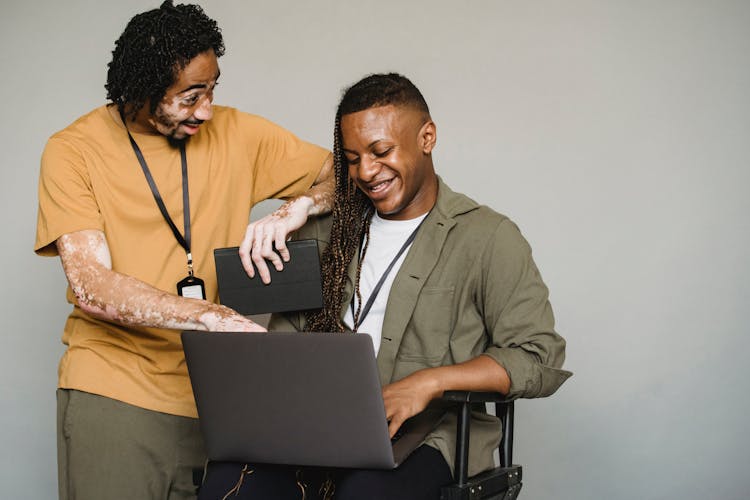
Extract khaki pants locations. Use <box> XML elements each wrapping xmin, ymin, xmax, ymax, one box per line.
<box><xmin>57</xmin><ymin>389</ymin><xmax>206</xmax><ymax>500</ymax></box>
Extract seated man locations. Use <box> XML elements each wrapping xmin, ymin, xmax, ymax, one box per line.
<box><xmin>199</xmin><ymin>73</ymin><xmax>571</xmax><ymax>500</ymax></box>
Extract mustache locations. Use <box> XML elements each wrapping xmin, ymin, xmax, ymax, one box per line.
<box><xmin>182</xmin><ymin>119</ymin><xmax>204</xmax><ymax>126</ymax></box>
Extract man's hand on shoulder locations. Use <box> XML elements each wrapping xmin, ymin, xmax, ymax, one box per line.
<box><xmin>238</xmin><ymin>196</ymin><xmax>314</xmax><ymax>284</ymax></box>
<box><xmin>239</xmin><ymin>153</ymin><xmax>334</xmax><ymax>283</ymax></box>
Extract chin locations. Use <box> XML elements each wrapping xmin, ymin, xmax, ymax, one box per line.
<box><xmin>166</xmin><ymin>134</ymin><xmax>188</xmax><ymax>148</ymax></box>
<box><xmin>374</xmin><ymin>202</ymin><xmax>402</xmax><ymax>218</ymax></box>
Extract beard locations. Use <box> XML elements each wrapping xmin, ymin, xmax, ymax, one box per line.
<box><xmin>152</xmin><ymin>107</ymin><xmax>201</xmax><ymax>147</ymax></box>
<box><xmin>166</xmin><ymin>134</ymin><xmax>188</xmax><ymax>148</ymax></box>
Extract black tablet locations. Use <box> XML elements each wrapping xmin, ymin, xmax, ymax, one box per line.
<box><xmin>213</xmin><ymin>239</ymin><xmax>323</xmax><ymax>315</ymax></box>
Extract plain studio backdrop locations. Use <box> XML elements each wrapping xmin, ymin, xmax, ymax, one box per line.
<box><xmin>1</xmin><ymin>1</ymin><xmax>748</xmax><ymax>498</ymax></box>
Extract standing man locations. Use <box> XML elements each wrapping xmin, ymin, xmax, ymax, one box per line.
<box><xmin>34</xmin><ymin>2</ymin><xmax>333</xmax><ymax>499</ymax></box>
<box><xmin>200</xmin><ymin>74</ymin><xmax>570</xmax><ymax>499</ymax></box>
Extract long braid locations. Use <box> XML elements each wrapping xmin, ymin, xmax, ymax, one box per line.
<box><xmin>304</xmin><ymin>113</ymin><xmax>372</xmax><ymax>332</ymax></box>
<box><xmin>350</xmin><ymin>221</ymin><xmax>371</xmax><ymax>331</ymax></box>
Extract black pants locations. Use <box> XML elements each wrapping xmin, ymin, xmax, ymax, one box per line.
<box><xmin>198</xmin><ymin>445</ymin><xmax>453</xmax><ymax>500</ymax></box>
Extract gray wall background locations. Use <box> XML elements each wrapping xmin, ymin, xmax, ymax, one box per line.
<box><xmin>2</xmin><ymin>1</ymin><xmax>748</xmax><ymax>498</ymax></box>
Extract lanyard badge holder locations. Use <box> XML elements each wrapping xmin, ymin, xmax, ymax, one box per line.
<box><xmin>124</xmin><ymin>120</ymin><xmax>207</xmax><ymax>300</ymax></box>
<box><xmin>177</xmin><ymin>253</ymin><xmax>206</xmax><ymax>300</ymax></box>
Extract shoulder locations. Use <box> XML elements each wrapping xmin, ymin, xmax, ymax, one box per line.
<box><xmin>42</xmin><ymin>106</ymin><xmax>116</xmax><ymax>174</ymax></box>
<box><xmin>293</xmin><ymin>213</ymin><xmax>334</xmax><ymax>255</ymax></box>
<box><xmin>207</xmin><ymin>105</ymin><xmax>285</xmax><ymax>133</ymax></box>
<box><xmin>434</xmin><ymin>179</ymin><xmax>529</xmax><ymax>256</ymax></box>
<box><xmin>46</xmin><ymin>106</ymin><xmax>112</xmax><ymax>148</ymax></box>
<box><xmin>435</xmin><ymin>178</ymin><xmax>511</xmax><ymax>232</ymax></box>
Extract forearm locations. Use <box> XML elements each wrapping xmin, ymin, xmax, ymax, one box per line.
<box><xmin>73</xmin><ymin>267</ymin><xmax>244</xmax><ymax>331</ymax></box>
<box><xmin>431</xmin><ymin>355</ymin><xmax>510</xmax><ymax>396</ymax></box>
<box><xmin>57</xmin><ymin>230</ymin><xmax>259</xmax><ymax>332</ymax></box>
<box><xmin>382</xmin><ymin>355</ymin><xmax>509</xmax><ymax>436</ymax></box>
<box><xmin>289</xmin><ymin>153</ymin><xmax>334</xmax><ymax>216</ymax></box>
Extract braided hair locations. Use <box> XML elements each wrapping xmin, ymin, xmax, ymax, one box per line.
<box><xmin>304</xmin><ymin>73</ymin><xmax>431</xmax><ymax>332</ymax></box>
<box><xmin>105</xmin><ymin>1</ymin><xmax>225</xmax><ymax>122</ymax></box>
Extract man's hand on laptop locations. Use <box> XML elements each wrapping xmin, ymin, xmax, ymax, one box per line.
<box><xmin>239</xmin><ymin>197</ymin><xmax>313</xmax><ymax>284</ymax></box>
<box><xmin>382</xmin><ymin>369</ymin><xmax>442</xmax><ymax>438</ymax></box>
<box><xmin>199</xmin><ymin>306</ymin><xmax>267</xmax><ymax>333</ymax></box>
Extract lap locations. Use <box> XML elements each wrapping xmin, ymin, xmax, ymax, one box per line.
<box><xmin>199</xmin><ymin>445</ymin><xmax>452</xmax><ymax>500</ymax></box>
<box><xmin>335</xmin><ymin>445</ymin><xmax>452</xmax><ymax>500</ymax></box>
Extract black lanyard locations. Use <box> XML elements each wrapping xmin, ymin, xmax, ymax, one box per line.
<box><xmin>125</xmin><ymin>130</ymin><xmax>195</xmax><ymax>275</ymax></box>
<box><xmin>350</xmin><ymin>219</ymin><xmax>424</xmax><ymax>331</ymax></box>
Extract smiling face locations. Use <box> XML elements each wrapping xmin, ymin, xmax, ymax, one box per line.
<box><xmin>131</xmin><ymin>50</ymin><xmax>220</xmax><ymax>141</ymax></box>
<box><xmin>341</xmin><ymin>105</ymin><xmax>438</xmax><ymax>220</ymax></box>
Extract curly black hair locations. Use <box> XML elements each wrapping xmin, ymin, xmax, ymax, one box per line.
<box><xmin>105</xmin><ymin>0</ymin><xmax>225</xmax><ymax>121</ymax></box>
<box><xmin>305</xmin><ymin>73</ymin><xmax>431</xmax><ymax>332</ymax></box>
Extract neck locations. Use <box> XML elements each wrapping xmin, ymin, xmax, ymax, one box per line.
<box><xmin>374</xmin><ymin>209</ymin><xmax>430</xmax><ymax>222</ymax></box>
<box><xmin>117</xmin><ymin>104</ymin><xmax>160</xmax><ymax>135</ymax></box>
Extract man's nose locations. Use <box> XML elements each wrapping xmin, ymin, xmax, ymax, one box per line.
<box><xmin>357</xmin><ymin>156</ymin><xmax>381</xmax><ymax>181</ymax></box>
<box><xmin>193</xmin><ymin>95</ymin><xmax>213</xmax><ymax>121</ymax></box>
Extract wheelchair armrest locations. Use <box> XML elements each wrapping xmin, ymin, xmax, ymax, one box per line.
<box><xmin>439</xmin><ymin>391</ymin><xmax>515</xmax><ymax>487</ymax></box>
<box><xmin>441</xmin><ymin>390</ymin><xmax>509</xmax><ymax>404</ymax></box>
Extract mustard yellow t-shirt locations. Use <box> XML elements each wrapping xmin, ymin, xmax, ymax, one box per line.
<box><xmin>35</xmin><ymin>104</ymin><xmax>329</xmax><ymax>417</ymax></box>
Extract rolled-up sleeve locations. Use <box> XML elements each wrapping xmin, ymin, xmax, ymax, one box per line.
<box><xmin>480</xmin><ymin>219</ymin><xmax>572</xmax><ymax>399</ymax></box>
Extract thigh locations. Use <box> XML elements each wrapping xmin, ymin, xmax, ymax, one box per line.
<box><xmin>57</xmin><ymin>389</ymin><xmax>70</xmax><ymax>500</ymax></box>
<box><xmin>58</xmin><ymin>389</ymin><xmax>205</xmax><ymax>500</ymax></box>
<box><xmin>199</xmin><ymin>462</ymin><xmax>320</xmax><ymax>500</ymax></box>
<box><xmin>168</xmin><ymin>416</ymin><xmax>207</xmax><ymax>500</ymax></box>
<box><xmin>334</xmin><ymin>445</ymin><xmax>453</xmax><ymax>500</ymax></box>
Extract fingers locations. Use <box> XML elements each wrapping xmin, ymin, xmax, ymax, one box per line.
<box><xmin>221</xmin><ymin>317</ymin><xmax>267</xmax><ymax>333</ymax></box>
<box><xmin>238</xmin><ymin>227</ymin><xmax>256</xmax><ymax>279</ymax></box>
<box><xmin>383</xmin><ymin>391</ymin><xmax>411</xmax><ymax>439</ymax></box>
<box><xmin>383</xmin><ymin>377</ymin><xmax>436</xmax><ymax>438</ymax></box>
<box><xmin>246</xmin><ymin>321</ymin><xmax>267</xmax><ymax>333</ymax></box>
<box><xmin>206</xmin><ymin>307</ymin><xmax>268</xmax><ymax>333</ymax></box>
<box><xmin>274</xmin><ymin>226</ymin><xmax>291</xmax><ymax>263</ymax></box>
<box><xmin>239</xmin><ymin>215</ymin><xmax>296</xmax><ymax>284</ymax></box>
<box><xmin>388</xmin><ymin>415</ymin><xmax>406</xmax><ymax>439</ymax></box>
<box><xmin>250</xmin><ymin>238</ymin><xmax>272</xmax><ymax>285</ymax></box>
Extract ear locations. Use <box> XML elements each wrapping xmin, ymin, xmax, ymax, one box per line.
<box><xmin>419</xmin><ymin>119</ymin><xmax>437</xmax><ymax>154</ymax></box>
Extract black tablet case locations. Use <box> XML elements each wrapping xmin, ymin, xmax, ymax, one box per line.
<box><xmin>213</xmin><ymin>239</ymin><xmax>323</xmax><ymax>315</ymax></box>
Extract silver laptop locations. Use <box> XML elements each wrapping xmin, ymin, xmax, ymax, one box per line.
<box><xmin>181</xmin><ymin>330</ymin><xmax>443</xmax><ymax>469</ymax></box>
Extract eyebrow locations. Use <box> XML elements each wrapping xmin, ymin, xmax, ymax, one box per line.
<box><xmin>342</xmin><ymin>139</ymin><xmax>383</xmax><ymax>154</ymax></box>
<box><xmin>177</xmin><ymin>70</ymin><xmax>221</xmax><ymax>94</ymax></box>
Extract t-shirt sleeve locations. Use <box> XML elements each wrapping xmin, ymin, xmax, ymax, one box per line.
<box><xmin>35</xmin><ymin>137</ymin><xmax>103</xmax><ymax>256</ymax></box>
<box><xmin>245</xmin><ymin>115</ymin><xmax>330</xmax><ymax>203</ymax></box>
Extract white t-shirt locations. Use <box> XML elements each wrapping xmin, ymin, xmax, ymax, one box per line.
<box><xmin>343</xmin><ymin>211</ymin><xmax>428</xmax><ymax>355</ymax></box>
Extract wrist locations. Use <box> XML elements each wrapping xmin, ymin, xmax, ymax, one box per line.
<box><xmin>421</xmin><ymin>367</ymin><xmax>446</xmax><ymax>400</ymax></box>
<box><xmin>197</xmin><ymin>304</ymin><xmax>236</xmax><ymax>331</ymax></box>
<box><xmin>294</xmin><ymin>195</ymin><xmax>315</xmax><ymax>215</ymax></box>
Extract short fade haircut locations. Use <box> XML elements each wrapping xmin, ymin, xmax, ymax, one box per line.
<box><xmin>105</xmin><ymin>0</ymin><xmax>225</xmax><ymax>121</ymax></box>
<box><xmin>338</xmin><ymin>73</ymin><xmax>430</xmax><ymax>118</ymax></box>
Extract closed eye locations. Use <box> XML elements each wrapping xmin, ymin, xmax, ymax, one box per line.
<box><xmin>344</xmin><ymin>155</ymin><xmax>360</xmax><ymax>166</ymax></box>
<box><xmin>373</xmin><ymin>147</ymin><xmax>393</xmax><ymax>158</ymax></box>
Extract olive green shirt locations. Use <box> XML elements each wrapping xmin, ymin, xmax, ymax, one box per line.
<box><xmin>269</xmin><ymin>178</ymin><xmax>571</xmax><ymax>477</ymax></box>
